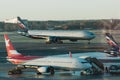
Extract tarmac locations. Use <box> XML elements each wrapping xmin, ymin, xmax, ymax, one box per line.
<box><xmin>0</xmin><ymin>32</ymin><xmax>120</xmax><ymax>80</ymax></box>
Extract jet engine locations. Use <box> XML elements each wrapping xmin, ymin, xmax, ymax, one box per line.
<box><xmin>37</xmin><ymin>67</ymin><xmax>49</xmax><ymax>73</ymax></box>
<box><xmin>37</xmin><ymin>66</ymin><xmax>55</xmax><ymax>75</ymax></box>
<box><xmin>46</xmin><ymin>37</ymin><xmax>63</xmax><ymax>44</ymax></box>
<box><xmin>17</xmin><ymin>31</ymin><xmax>26</xmax><ymax>36</ymax></box>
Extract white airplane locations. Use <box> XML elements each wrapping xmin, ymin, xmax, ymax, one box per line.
<box><xmin>4</xmin><ymin>17</ymin><xmax>96</xmax><ymax>44</ymax></box>
<box><xmin>4</xmin><ymin>34</ymin><xmax>92</xmax><ymax>75</ymax></box>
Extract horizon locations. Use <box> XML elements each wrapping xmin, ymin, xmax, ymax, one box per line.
<box><xmin>0</xmin><ymin>0</ymin><xmax>120</xmax><ymax>21</ymax></box>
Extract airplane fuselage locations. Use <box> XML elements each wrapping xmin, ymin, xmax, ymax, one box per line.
<box><xmin>23</xmin><ymin>57</ymin><xmax>92</xmax><ymax>71</ymax></box>
<box><xmin>28</xmin><ymin>30</ymin><xmax>95</xmax><ymax>40</ymax></box>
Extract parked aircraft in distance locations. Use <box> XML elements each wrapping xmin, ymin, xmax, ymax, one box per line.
<box><xmin>4</xmin><ymin>34</ymin><xmax>92</xmax><ymax>75</ymax></box>
<box><xmin>4</xmin><ymin>17</ymin><xmax>95</xmax><ymax>44</ymax></box>
<box><xmin>104</xmin><ymin>33</ymin><xmax>120</xmax><ymax>56</ymax></box>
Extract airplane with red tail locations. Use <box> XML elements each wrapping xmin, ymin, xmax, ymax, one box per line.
<box><xmin>4</xmin><ymin>34</ymin><xmax>42</xmax><ymax>64</ymax></box>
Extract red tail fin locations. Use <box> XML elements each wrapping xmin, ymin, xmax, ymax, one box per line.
<box><xmin>105</xmin><ymin>33</ymin><xmax>119</xmax><ymax>47</ymax></box>
<box><xmin>105</xmin><ymin>33</ymin><xmax>120</xmax><ymax>52</ymax></box>
<box><xmin>4</xmin><ymin>34</ymin><xmax>23</xmax><ymax>58</ymax></box>
<box><xmin>17</xmin><ymin>17</ymin><xmax>28</xmax><ymax>32</ymax></box>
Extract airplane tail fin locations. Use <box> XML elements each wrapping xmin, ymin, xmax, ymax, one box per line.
<box><xmin>105</xmin><ymin>33</ymin><xmax>119</xmax><ymax>47</ymax></box>
<box><xmin>17</xmin><ymin>16</ymin><xmax>28</xmax><ymax>32</ymax></box>
<box><xmin>105</xmin><ymin>33</ymin><xmax>120</xmax><ymax>52</ymax></box>
<box><xmin>4</xmin><ymin>34</ymin><xmax>24</xmax><ymax>58</ymax></box>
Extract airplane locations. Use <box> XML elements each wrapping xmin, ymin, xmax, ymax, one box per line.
<box><xmin>4</xmin><ymin>34</ymin><xmax>92</xmax><ymax>75</ymax></box>
<box><xmin>104</xmin><ymin>33</ymin><xmax>120</xmax><ymax>56</ymax></box>
<box><xmin>4</xmin><ymin>17</ymin><xmax>96</xmax><ymax>44</ymax></box>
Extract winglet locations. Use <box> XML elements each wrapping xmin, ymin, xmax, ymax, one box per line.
<box><xmin>69</xmin><ymin>51</ymin><xmax>72</xmax><ymax>58</ymax></box>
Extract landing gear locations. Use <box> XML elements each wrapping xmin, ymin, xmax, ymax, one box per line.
<box><xmin>8</xmin><ymin>67</ymin><xmax>22</xmax><ymax>75</ymax></box>
<box><xmin>49</xmin><ymin>67</ymin><xmax>55</xmax><ymax>75</ymax></box>
<box><xmin>46</xmin><ymin>41</ymin><xmax>52</xmax><ymax>44</ymax></box>
<box><xmin>36</xmin><ymin>72</ymin><xmax>42</xmax><ymax>75</ymax></box>
<box><xmin>88</xmin><ymin>40</ymin><xmax>90</xmax><ymax>44</ymax></box>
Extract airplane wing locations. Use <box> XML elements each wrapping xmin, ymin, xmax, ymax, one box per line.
<box><xmin>54</xmin><ymin>52</ymin><xmax>120</xmax><ymax>60</ymax></box>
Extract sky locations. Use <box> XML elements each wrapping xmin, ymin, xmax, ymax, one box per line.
<box><xmin>0</xmin><ymin>0</ymin><xmax>120</xmax><ymax>21</ymax></box>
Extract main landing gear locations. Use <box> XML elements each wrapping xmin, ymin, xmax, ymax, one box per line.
<box><xmin>49</xmin><ymin>67</ymin><xmax>55</xmax><ymax>75</ymax></box>
<box><xmin>88</xmin><ymin>40</ymin><xmax>91</xmax><ymax>44</ymax></box>
<box><xmin>8</xmin><ymin>67</ymin><xmax>22</xmax><ymax>75</ymax></box>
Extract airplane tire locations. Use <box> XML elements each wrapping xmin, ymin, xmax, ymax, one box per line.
<box><xmin>88</xmin><ymin>41</ymin><xmax>90</xmax><ymax>44</ymax></box>
<box><xmin>8</xmin><ymin>69</ymin><xmax>22</xmax><ymax>75</ymax></box>
<box><xmin>80</xmin><ymin>71</ymin><xmax>86</xmax><ymax>75</ymax></box>
<box><xmin>49</xmin><ymin>67</ymin><xmax>55</xmax><ymax>75</ymax></box>
<box><xmin>80</xmin><ymin>72</ymin><xmax>84</xmax><ymax>75</ymax></box>
<box><xmin>36</xmin><ymin>72</ymin><xmax>42</xmax><ymax>75</ymax></box>
<box><xmin>8</xmin><ymin>71</ymin><xmax>14</xmax><ymax>75</ymax></box>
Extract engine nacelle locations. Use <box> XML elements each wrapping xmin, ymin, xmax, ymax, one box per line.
<box><xmin>37</xmin><ymin>67</ymin><xmax>49</xmax><ymax>73</ymax></box>
<box><xmin>46</xmin><ymin>37</ymin><xmax>63</xmax><ymax>44</ymax></box>
<box><xmin>17</xmin><ymin>31</ymin><xmax>26</xmax><ymax>35</ymax></box>
<box><xmin>17</xmin><ymin>31</ymin><xmax>29</xmax><ymax>37</ymax></box>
